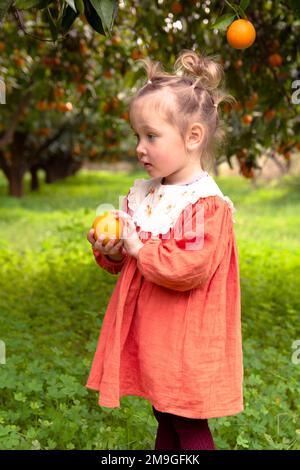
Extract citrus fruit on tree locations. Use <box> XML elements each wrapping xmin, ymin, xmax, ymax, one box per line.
<box><xmin>243</xmin><ymin>114</ymin><xmax>253</xmax><ymax>124</ymax></box>
<box><xmin>92</xmin><ymin>211</ymin><xmax>124</xmax><ymax>245</ymax></box>
<box><xmin>267</xmin><ymin>53</ymin><xmax>283</xmax><ymax>67</ymax></box>
<box><xmin>226</xmin><ymin>19</ymin><xmax>256</xmax><ymax>49</ymax></box>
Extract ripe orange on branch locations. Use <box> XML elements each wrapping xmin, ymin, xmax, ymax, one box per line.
<box><xmin>111</xmin><ymin>36</ymin><xmax>122</xmax><ymax>45</ymax></box>
<box><xmin>226</xmin><ymin>19</ymin><xmax>256</xmax><ymax>49</ymax></box>
<box><xmin>36</xmin><ymin>101</ymin><xmax>48</xmax><ymax>111</ymax></box>
<box><xmin>77</xmin><ymin>84</ymin><xmax>87</xmax><ymax>93</ymax></box>
<box><xmin>245</xmin><ymin>92</ymin><xmax>258</xmax><ymax>110</ymax></box>
<box><xmin>243</xmin><ymin>114</ymin><xmax>253</xmax><ymax>124</ymax></box>
<box><xmin>57</xmin><ymin>102</ymin><xmax>73</xmax><ymax>112</ymax></box>
<box><xmin>13</xmin><ymin>56</ymin><xmax>25</xmax><ymax>67</ymax></box>
<box><xmin>264</xmin><ymin>109</ymin><xmax>276</xmax><ymax>121</ymax></box>
<box><xmin>121</xmin><ymin>111</ymin><xmax>129</xmax><ymax>121</ymax></box>
<box><xmin>54</xmin><ymin>87</ymin><xmax>64</xmax><ymax>98</ymax></box>
<box><xmin>37</xmin><ymin>127</ymin><xmax>51</xmax><ymax>136</ymax></box>
<box><xmin>234</xmin><ymin>59</ymin><xmax>243</xmax><ymax>70</ymax></box>
<box><xmin>171</xmin><ymin>2</ymin><xmax>183</xmax><ymax>14</ymax></box>
<box><xmin>267</xmin><ymin>53</ymin><xmax>283</xmax><ymax>67</ymax></box>
<box><xmin>92</xmin><ymin>211</ymin><xmax>124</xmax><ymax>245</ymax></box>
<box><xmin>103</xmin><ymin>69</ymin><xmax>113</xmax><ymax>79</ymax></box>
<box><xmin>131</xmin><ymin>48</ymin><xmax>144</xmax><ymax>60</ymax></box>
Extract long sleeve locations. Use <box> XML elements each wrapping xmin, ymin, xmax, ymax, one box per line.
<box><xmin>92</xmin><ymin>249</ymin><xmax>128</xmax><ymax>275</ymax></box>
<box><xmin>136</xmin><ymin>195</ymin><xmax>233</xmax><ymax>292</ymax></box>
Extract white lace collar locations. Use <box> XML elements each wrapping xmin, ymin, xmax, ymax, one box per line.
<box><xmin>125</xmin><ymin>173</ymin><xmax>236</xmax><ymax>236</ymax></box>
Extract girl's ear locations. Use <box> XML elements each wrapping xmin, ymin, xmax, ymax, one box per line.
<box><xmin>186</xmin><ymin>122</ymin><xmax>204</xmax><ymax>149</ymax></box>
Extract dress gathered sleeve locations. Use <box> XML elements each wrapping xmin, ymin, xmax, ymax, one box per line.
<box><xmin>136</xmin><ymin>195</ymin><xmax>233</xmax><ymax>292</ymax></box>
<box><xmin>92</xmin><ymin>249</ymin><xmax>128</xmax><ymax>275</ymax></box>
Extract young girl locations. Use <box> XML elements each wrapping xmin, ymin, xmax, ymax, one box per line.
<box><xmin>86</xmin><ymin>49</ymin><xmax>244</xmax><ymax>451</ymax></box>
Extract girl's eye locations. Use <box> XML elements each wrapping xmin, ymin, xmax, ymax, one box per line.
<box><xmin>133</xmin><ymin>134</ymin><xmax>156</xmax><ymax>141</ymax></box>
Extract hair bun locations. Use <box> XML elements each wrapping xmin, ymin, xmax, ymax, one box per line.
<box><xmin>174</xmin><ymin>49</ymin><xmax>224</xmax><ymax>91</ymax></box>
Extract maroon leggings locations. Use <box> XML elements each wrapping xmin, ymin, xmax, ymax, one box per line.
<box><xmin>152</xmin><ymin>406</ymin><xmax>215</xmax><ymax>451</ymax></box>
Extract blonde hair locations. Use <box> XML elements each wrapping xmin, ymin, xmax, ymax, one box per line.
<box><xmin>128</xmin><ymin>49</ymin><xmax>236</xmax><ymax>172</ymax></box>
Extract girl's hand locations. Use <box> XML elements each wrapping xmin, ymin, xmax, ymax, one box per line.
<box><xmin>87</xmin><ymin>228</ymin><xmax>126</xmax><ymax>259</ymax></box>
<box><xmin>111</xmin><ymin>210</ymin><xmax>144</xmax><ymax>259</ymax></box>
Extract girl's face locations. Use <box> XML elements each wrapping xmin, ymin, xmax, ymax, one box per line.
<box><xmin>130</xmin><ymin>94</ymin><xmax>193</xmax><ymax>180</ymax></box>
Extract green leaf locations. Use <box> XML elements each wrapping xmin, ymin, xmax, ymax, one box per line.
<box><xmin>236</xmin><ymin>433</ymin><xmax>250</xmax><ymax>448</ymax></box>
<box><xmin>0</xmin><ymin>0</ymin><xmax>14</xmax><ymax>24</ymax></box>
<box><xmin>45</xmin><ymin>6</ymin><xmax>58</xmax><ymax>41</ymax></box>
<box><xmin>0</xmin><ymin>427</ymin><xmax>11</xmax><ymax>437</ymax></box>
<box><xmin>15</xmin><ymin>0</ymin><xmax>54</xmax><ymax>8</ymax></box>
<box><xmin>15</xmin><ymin>0</ymin><xmax>41</xmax><ymax>8</ymax></box>
<box><xmin>287</xmin><ymin>0</ymin><xmax>300</xmax><ymax>15</ymax></box>
<box><xmin>75</xmin><ymin>0</ymin><xmax>84</xmax><ymax>14</ymax></box>
<box><xmin>61</xmin><ymin>4</ymin><xmax>79</xmax><ymax>33</ymax></box>
<box><xmin>210</xmin><ymin>13</ymin><xmax>236</xmax><ymax>31</ymax></box>
<box><xmin>84</xmin><ymin>0</ymin><xmax>105</xmax><ymax>35</ymax></box>
<box><xmin>234</xmin><ymin>5</ymin><xmax>247</xmax><ymax>18</ymax></box>
<box><xmin>240</xmin><ymin>0</ymin><xmax>249</xmax><ymax>10</ymax></box>
<box><xmin>35</xmin><ymin>0</ymin><xmax>53</xmax><ymax>8</ymax></box>
<box><xmin>65</xmin><ymin>0</ymin><xmax>77</xmax><ymax>13</ymax></box>
<box><xmin>89</xmin><ymin>0</ymin><xmax>119</xmax><ymax>36</ymax></box>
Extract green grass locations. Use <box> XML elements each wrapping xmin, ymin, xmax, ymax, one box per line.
<box><xmin>0</xmin><ymin>169</ymin><xmax>300</xmax><ymax>450</ymax></box>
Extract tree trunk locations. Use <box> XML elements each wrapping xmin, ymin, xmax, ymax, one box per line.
<box><xmin>8</xmin><ymin>131</ymin><xmax>27</xmax><ymax>197</ymax></box>
<box><xmin>45</xmin><ymin>165</ymin><xmax>58</xmax><ymax>183</ymax></box>
<box><xmin>9</xmin><ymin>171</ymin><xmax>24</xmax><ymax>197</ymax></box>
<box><xmin>43</xmin><ymin>151</ymin><xmax>82</xmax><ymax>183</ymax></box>
<box><xmin>30</xmin><ymin>164</ymin><xmax>40</xmax><ymax>191</ymax></box>
<box><xmin>0</xmin><ymin>151</ymin><xmax>10</xmax><ymax>180</ymax></box>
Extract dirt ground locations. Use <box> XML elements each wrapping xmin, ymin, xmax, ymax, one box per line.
<box><xmin>82</xmin><ymin>152</ymin><xmax>299</xmax><ymax>184</ymax></box>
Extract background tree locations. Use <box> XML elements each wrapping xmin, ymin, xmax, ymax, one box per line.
<box><xmin>1</xmin><ymin>0</ymin><xmax>299</xmax><ymax>197</ymax></box>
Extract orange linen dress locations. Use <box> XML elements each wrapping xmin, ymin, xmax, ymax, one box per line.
<box><xmin>85</xmin><ymin>174</ymin><xmax>244</xmax><ymax>419</ymax></box>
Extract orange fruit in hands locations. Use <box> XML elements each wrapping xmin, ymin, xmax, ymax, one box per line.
<box><xmin>92</xmin><ymin>211</ymin><xmax>124</xmax><ymax>246</ymax></box>
<box><xmin>226</xmin><ymin>19</ymin><xmax>256</xmax><ymax>49</ymax></box>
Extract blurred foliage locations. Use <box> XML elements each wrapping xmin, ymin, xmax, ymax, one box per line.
<box><xmin>1</xmin><ymin>0</ymin><xmax>119</xmax><ymax>37</ymax></box>
<box><xmin>0</xmin><ymin>0</ymin><xmax>300</xmax><ymax>196</ymax></box>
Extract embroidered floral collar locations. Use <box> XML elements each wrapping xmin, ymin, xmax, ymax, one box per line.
<box><xmin>124</xmin><ymin>173</ymin><xmax>236</xmax><ymax>236</ymax></box>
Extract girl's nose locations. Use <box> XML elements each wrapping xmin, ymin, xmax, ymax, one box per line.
<box><xmin>136</xmin><ymin>142</ymin><xmax>146</xmax><ymax>157</ymax></box>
